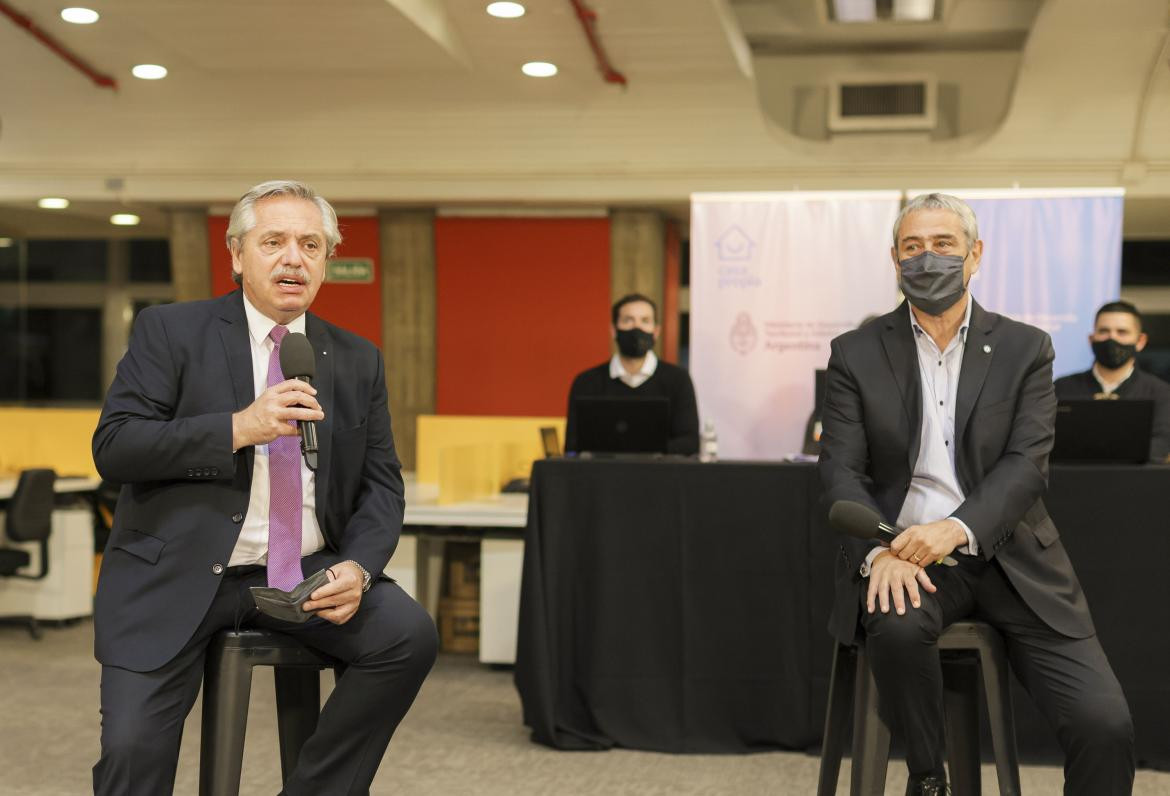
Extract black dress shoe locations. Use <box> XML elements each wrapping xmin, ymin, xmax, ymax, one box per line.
<box><xmin>905</xmin><ymin>774</ymin><xmax>950</xmax><ymax>795</ymax></box>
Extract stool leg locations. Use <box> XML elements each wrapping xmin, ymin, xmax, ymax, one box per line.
<box><xmin>850</xmin><ymin>647</ymin><xmax>890</xmax><ymax>796</ymax></box>
<box><xmin>199</xmin><ymin>645</ymin><xmax>253</xmax><ymax>796</ymax></box>
<box><xmin>943</xmin><ymin>659</ymin><xmax>981</xmax><ymax>796</ymax></box>
<box><xmin>818</xmin><ymin>644</ymin><xmax>856</xmax><ymax>796</ymax></box>
<box><xmin>274</xmin><ymin>667</ymin><xmax>322</xmax><ymax>783</ymax></box>
<box><xmin>979</xmin><ymin>641</ymin><xmax>1022</xmax><ymax>796</ymax></box>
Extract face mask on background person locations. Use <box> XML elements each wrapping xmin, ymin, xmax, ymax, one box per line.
<box><xmin>1091</xmin><ymin>338</ymin><xmax>1138</xmax><ymax>370</ymax></box>
<box><xmin>616</xmin><ymin>328</ymin><xmax>655</xmax><ymax>358</ymax></box>
<box><xmin>898</xmin><ymin>251</ymin><xmax>968</xmax><ymax>316</ymax></box>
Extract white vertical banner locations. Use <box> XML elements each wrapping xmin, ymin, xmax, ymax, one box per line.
<box><xmin>910</xmin><ymin>189</ymin><xmax>1123</xmax><ymax>380</ymax></box>
<box><xmin>690</xmin><ymin>191</ymin><xmax>902</xmax><ymax>460</ymax></box>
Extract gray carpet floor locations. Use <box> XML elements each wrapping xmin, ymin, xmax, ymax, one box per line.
<box><xmin>1</xmin><ymin>621</ymin><xmax>1167</xmax><ymax>795</ymax></box>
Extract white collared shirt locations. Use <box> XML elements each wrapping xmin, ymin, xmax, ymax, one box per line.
<box><xmin>609</xmin><ymin>350</ymin><xmax>658</xmax><ymax>388</ymax></box>
<box><xmin>228</xmin><ymin>294</ymin><xmax>326</xmax><ymax>567</ymax></box>
<box><xmin>862</xmin><ymin>298</ymin><xmax>979</xmax><ymax>575</ymax></box>
<box><xmin>1092</xmin><ymin>361</ymin><xmax>1135</xmax><ymax>395</ymax></box>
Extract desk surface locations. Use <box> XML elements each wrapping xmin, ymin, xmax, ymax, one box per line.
<box><xmin>0</xmin><ymin>476</ymin><xmax>100</xmax><ymax>501</ymax></box>
<box><xmin>403</xmin><ymin>478</ymin><xmax>527</xmax><ymax>528</ymax></box>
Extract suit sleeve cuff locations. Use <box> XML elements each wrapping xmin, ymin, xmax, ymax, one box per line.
<box><xmin>949</xmin><ymin>515</ymin><xmax>978</xmax><ymax>556</ymax></box>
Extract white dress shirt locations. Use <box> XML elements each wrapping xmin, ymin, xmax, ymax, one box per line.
<box><xmin>862</xmin><ymin>298</ymin><xmax>979</xmax><ymax>575</ymax></box>
<box><xmin>228</xmin><ymin>294</ymin><xmax>326</xmax><ymax>567</ymax></box>
<box><xmin>1092</xmin><ymin>361</ymin><xmax>1135</xmax><ymax>395</ymax></box>
<box><xmin>609</xmin><ymin>350</ymin><xmax>658</xmax><ymax>388</ymax></box>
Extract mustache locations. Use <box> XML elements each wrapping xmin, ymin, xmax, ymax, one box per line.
<box><xmin>272</xmin><ymin>266</ymin><xmax>312</xmax><ymax>286</ymax></box>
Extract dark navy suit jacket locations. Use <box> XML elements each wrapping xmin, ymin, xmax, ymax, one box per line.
<box><xmin>93</xmin><ymin>290</ymin><xmax>404</xmax><ymax>672</ymax></box>
<box><xmin>818</xmin><ymin>300</ymin><xmax>1094</xmax><ymax>644</ymax></box>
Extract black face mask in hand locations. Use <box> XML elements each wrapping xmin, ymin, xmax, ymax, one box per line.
<box><xmin>1091</xmin><ymin>338</ymin><xmax>1137</xmax><ymax>370</ymax></box>
<box><xmin>616</xmin><ymin>328</ymin><xmax>655</xmax><ymax>358</ymax></box>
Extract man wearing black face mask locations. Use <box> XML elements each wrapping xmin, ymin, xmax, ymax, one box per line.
<box><xmin>1054</xmin><ymin>300</ymin><xmax>1170</xmax><ymax>462</ymax></box>
<box><xmin>564</xmin><ymin>293</ymin><xmax>699</xmax><ymax>455</ymax></box>
<box><xmin>819</xmin><ymin>193</ymin><xmax>1133</xmax><ymax>795</ymax></box>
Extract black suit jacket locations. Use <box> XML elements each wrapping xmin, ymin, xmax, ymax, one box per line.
<box><xmin>818</xmin><ymin>300</ymin><xmax>1094</xmax><ymax>644</ymax></box>
<box><xmin>92</xmin><ymin>290</ymin><xmax>404</xmax><ymax>672</ymax></box>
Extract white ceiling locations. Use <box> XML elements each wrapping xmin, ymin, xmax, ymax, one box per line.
<box><xmin>0</xmin><ymin>0</ymin><xmax>1167</xmax><ymax>227</ymax></box>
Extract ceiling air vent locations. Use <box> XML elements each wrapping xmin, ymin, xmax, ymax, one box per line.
<box><xmin>829</xmin><ymin>76</ymin><xmax>936</xmax><ymax>132</ymax></box>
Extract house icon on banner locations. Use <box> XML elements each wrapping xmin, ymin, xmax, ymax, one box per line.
<box><xmin>715</xmin><ymin>226</ymin><xmax>755</xmax><ymax>261</ymax></box>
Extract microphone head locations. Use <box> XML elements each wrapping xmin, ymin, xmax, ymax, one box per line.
<box><xmin>828</xmin><ymin>500</ymin><xmax>882</xmax><ymax>540</ymax></box>
<box><xmin>279</xmin><ymin>332</ymin><xmax>316</xmax><ymax>381</ymax></box>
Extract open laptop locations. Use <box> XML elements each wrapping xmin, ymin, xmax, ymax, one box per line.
<box><xmin>571</xmin><ymin>397</ymin><xmax>670</xmax><ymax>454</ymax></box>
<box><xmin>1051</xmin><ymin>399</ymin><xmax>1153</xmax><ymax>464</ymax></box>
<box><xmin>539</xmin><ymin>426</ymin><xmax>561</xmax><ymax>458</ymax></box>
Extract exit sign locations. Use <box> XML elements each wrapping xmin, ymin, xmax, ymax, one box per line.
<box><xmin>327</xmin><ymin>258</ymin><xmax>374</xmax><ymax>283</ymax></box>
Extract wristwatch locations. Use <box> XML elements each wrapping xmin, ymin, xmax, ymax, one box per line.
<box><xmin>341</xmin><ymin>560</ymin><xmax>372</xmax><ymax>592</ymax></box>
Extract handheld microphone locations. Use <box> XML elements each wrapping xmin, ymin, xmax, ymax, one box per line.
<box><xmin>278</xmin><ymin>332</ymin><xmax>319</xmax><ymax>471</ymax></box>
<box><xmin>828</xmin><ymin>500</ymin><xmax>956</xmax><ymax>566</ymax></box>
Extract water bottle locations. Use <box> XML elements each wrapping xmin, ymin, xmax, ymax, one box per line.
<box><xmin>699</xmin><ymin>420</ymin><xmax>718</xmax><ymax>463</ymax></box>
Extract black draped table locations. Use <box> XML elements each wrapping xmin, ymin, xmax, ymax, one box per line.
<box><xmin>514</xmin><ymin>458</ymin><xmax>1170</xmax><ymax>768</ymax></box>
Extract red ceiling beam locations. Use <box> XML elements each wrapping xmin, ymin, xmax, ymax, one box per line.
<box><xmin>0</xmin><ymin>0</ymin><xmax>117</xmax><ymax>90</ymax></box>
<box><xmin>568</xmin><ymin>0</ymin><xmax>627</xmax><ymax>86</ymax></box>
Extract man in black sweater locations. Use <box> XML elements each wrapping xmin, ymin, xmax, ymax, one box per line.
<box><xmin>565</xmin><ymin>293</ymin><xmax>700</xmax><ymax>455</ymax></box>
<box><xmin>1054</xmin><ymin>300</ymin><xmax>1170</xmax><ymax>462</ymax></box>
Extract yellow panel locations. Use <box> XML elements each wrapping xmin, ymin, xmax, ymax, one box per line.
<box><xmin>437</xmin><ymin>443</ymin><xmax>498</xmax><ymax>505</ymax></box>
<box><xmin>0</xmin><ymin>409</ymin><xmax>101</xmax><ymax>478</ymax></box>
<box><xmin>416</xmin><ymin>415</ymin><xmax>565</xmax><ymax>486</ymax></box>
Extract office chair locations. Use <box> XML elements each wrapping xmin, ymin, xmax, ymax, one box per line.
<box><xmin>0</xmin><ymin>468</ymin><xmax>58</xmax><ymax>638</ymax></box>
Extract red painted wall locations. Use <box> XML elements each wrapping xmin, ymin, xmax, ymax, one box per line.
<box><xmin>435</xmin><ymin>217</ymin><xmax>612</xmax><ymax>416</ymax></box>
<box><xmin>208</xmin><ymin>216</ymin><xmax>383</xmax><ymax>347</ymax></box>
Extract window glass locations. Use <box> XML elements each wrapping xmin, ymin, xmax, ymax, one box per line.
<box><xmin>0</xmin><ymin>307</ymin><xmax>103</xmax><ymax>401</ymax></box>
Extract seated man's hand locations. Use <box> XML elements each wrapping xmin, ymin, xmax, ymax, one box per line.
<box><xmin>890</xmin><ymin>518</ymin><xmax>967</xmax><ymax>567</ymax></box>
<box><xmin>302</xmin><ymin>562</ymin><xmax>364</xmax><ymax>625</ymax></box>
<box><xmin>867</xmin><ymin>551</ymin><xmax>937</xmax><ymax>615</ymax></box>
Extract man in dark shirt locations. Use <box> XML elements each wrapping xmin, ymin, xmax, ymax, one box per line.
<box><xmin>565</xmin><ymin>293</ymin><xmax>700</xmax><ymax>454</ymax></box>
<box><xmin>1054</xmin><ymin>300</ymin><xmax>1170</xmax><ymax>462</ymax></box>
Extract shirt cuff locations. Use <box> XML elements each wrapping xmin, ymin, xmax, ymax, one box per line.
<box><xmin>948</xmin><ymin>516</ymin><xmax>978</xmax><ymax>556</ymax></box>
<box><xmin>859</xmin><ymin>545</ymin><xmax>887</xmax><ymax>577</ymax></box>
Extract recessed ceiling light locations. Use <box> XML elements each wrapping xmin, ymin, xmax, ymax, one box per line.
<box><xmin>522</xmin><ymin>61</ymin><xmax>557</xmax><ymax>78</ymax></box>
<box><xmin>131</xmin><ymin>64</ymin><xmax>168</xmax><ymax>80</ymax></box>
<box><xmin>38</xmin><ymin>197</ymin><xmax>70</xmax><ymax>209</ymax></box>
<box><xmin>110</xmin><ymin>213</ymin><xmax>141</xmax><ymax>226</ymax></box>
<box><xmin>487</xmin><ymin>2</ymin><xmax>525</xmax><ymax>18</ymax></box>
<box><xmin>0</xmin><ymin>238</ymin><xmax>14</xmax><ymax>248</ymax></box>
<box><xmin>61</xmin><ymin>7</ymin><xmax>100</xmax><ymax>24</ymax></box>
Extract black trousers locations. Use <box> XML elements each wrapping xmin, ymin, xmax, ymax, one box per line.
<box><xmin>93</xmin><ymin>553</ymin><xmax>438</xmax><ymax>796</ymax></box>
<box><xmin>860</xmin><ymin>555</ymin><xmax>1134</xmax><ymax>795</ymax></box>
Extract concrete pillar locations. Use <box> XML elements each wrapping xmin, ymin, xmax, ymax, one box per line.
<box><xmin>609</xmin><ymin>209</ymin><xmax>666</xmax><ymax>353</ymax></box>
<box><xmin>170</xmin><ymin>208</ymin><xmax>212</xmax><ymax>303</ymax></box>
<box><xmin>379</xmin><ymin>210</ymin><xmax>437</xmax><ymax>471</ymax></box>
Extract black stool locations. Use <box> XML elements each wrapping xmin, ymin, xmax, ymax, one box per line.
<box><xmin>199</xmin><ymin>629</ymin><xmax>343</xmax><ymax>796</ymax></box>
<box><xmin>817</xmin><ymin>620</ymin><xmax>1021</xmax><ymax>796</ymax></box>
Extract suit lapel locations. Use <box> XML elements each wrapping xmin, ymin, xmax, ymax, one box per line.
<box><xmin>955</xmin><ymin>300</ymin><xmax>997</xmax><ymax>448</ymax></box>
<box><xmin>881</xmin><ymin>302</ymin><xmax>923</xmax><ymax>472</ymax></box>
<box><xmin>306</xmin><ymin>313</ymin><xmax>334</xmax><ymax>543</ymax></box>
<box><xmin>218</xmin><ymin>291</ymin><xmax>257</xmax><ymax>477</ymax></box>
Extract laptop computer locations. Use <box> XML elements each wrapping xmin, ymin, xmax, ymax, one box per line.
<box><xmin>539</xmin><ymin>426</ymin><xmax>561</xmax><ymax>458</ymax></box>
<box><xmin>1051</xmin><ymin>399</ymin><xmax>1153</xmax><ymax>463</ymax></box>
<box><xmin>571</xmin><ymin>396</ymin><xmax>670</xmax><ymax>454</ymax></box>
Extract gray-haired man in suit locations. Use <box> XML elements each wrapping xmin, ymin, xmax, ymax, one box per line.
<box><xmin>92</xmin><ymin>180</ymin><xmax>437</xmax><ymax>795</ymax></box>
<box><xmin>819</xmin><ymin>193</ymin><xmax>1133</xmax><ymax>795</ymax></box>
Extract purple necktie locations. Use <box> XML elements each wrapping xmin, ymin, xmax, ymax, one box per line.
<box><xmin>266</xmin><ymin>325</ymin><xmax>304</xmax><ymax>590</ymax></box>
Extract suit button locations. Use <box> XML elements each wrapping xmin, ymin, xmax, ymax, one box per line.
<box><xmin>232</xmin><ymin>512</ymin><xmax>244</xmax><ymax>523</ymax></box>
<box><xmin>211</xmin><ymin>563</ymin><xmax>224</xmax><ymax>575</ymax></box>
<box><xmin>187</xmin><ymin>469</ymin><xmax>195</xmax><ymax>477</ymax></box>
<box><xmin>211</xmin><ymin>468</ymin><xmax>219</xmax><ymax>476</ymax></box>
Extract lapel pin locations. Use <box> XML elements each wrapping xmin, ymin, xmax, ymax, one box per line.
<box><xmin>983</xmin><ymin>344</ymin><xmax>991</xmax><ymax>354</ymax></box>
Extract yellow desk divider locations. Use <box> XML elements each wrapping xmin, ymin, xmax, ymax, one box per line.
<box><xmin>0</xmin><ymin>407</ymin><xmax>102</xmax><ymax>478</ymax></box>
<box><xmin>415</xmin><ymin>415</ymin><xmax>566</xmax><ymax>499</ymax></box>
